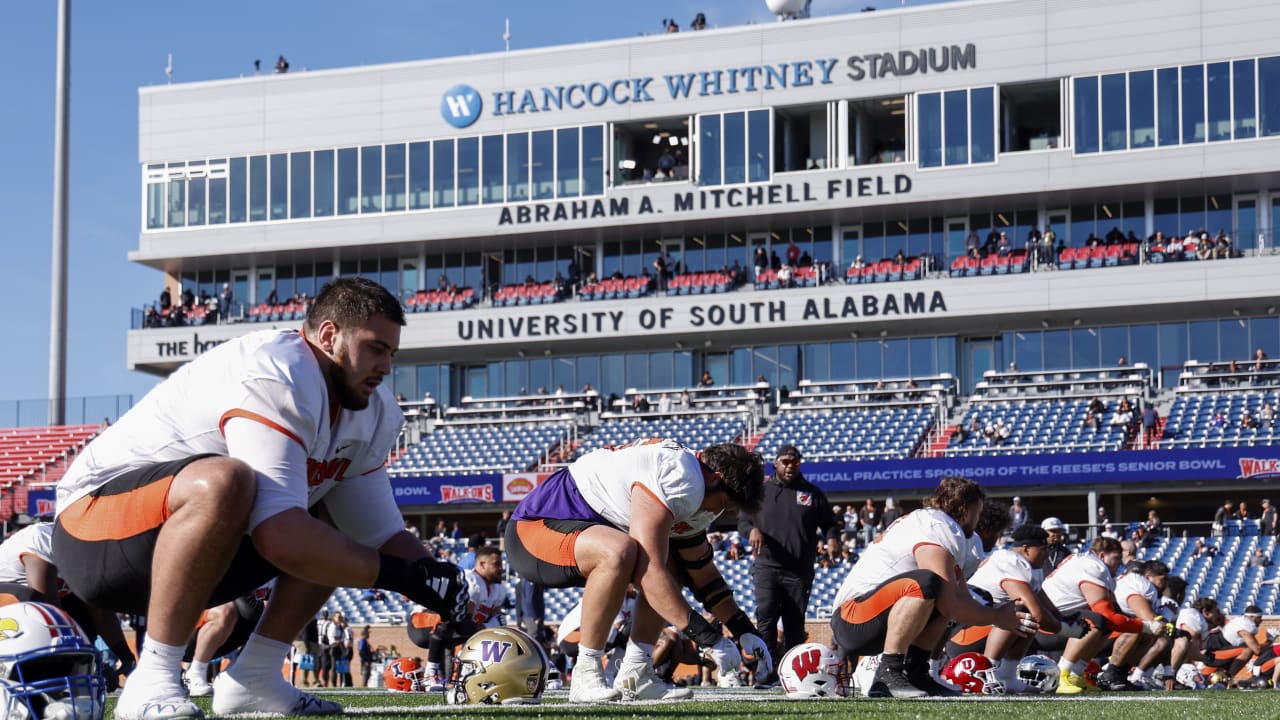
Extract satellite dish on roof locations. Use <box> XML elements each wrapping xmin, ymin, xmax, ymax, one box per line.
<box><xmin>766</xmin><ymin>0</ymin><xmax>808</xmax><ymax>16</ymax></box>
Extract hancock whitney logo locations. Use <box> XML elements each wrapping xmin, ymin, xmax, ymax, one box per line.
<box><xmin>441</xmin><ymin>84</ymin><xmax>482</xmax><ymax>128</ymax></box>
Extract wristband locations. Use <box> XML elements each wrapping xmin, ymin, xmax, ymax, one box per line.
<box><xmin>682</xmin><ymin>611</ymin><xmax>724</xmax><ymax>647</ymax></box>
<box><xmin>725</xmin><ymin>610</ymin><xmax>756</xmax><ymax>640</ymax></box>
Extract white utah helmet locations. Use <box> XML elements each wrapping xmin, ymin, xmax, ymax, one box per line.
<box><xmin>0</xmin><ymin>602</ymin><xmax>106</xmax><ymax>720</ymax></box>
<box><xmin>1015</xmin><ymin>654</ymin><xmax>1059</xmax><ymax>693</ymax></box>
<box><xmin>778</xmin><ymin>643</ymin><xmax>847</xmax><ymax>698</ymax></box>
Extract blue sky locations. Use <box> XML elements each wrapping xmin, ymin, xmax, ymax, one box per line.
<box><xmin>0</xmin><ymin>0</ymin><xmax>946</xmax><ymax>414</ymax></box>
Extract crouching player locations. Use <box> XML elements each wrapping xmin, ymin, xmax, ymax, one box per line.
<box><xmin>504</xmin><ymin>439</ymin><xmax>773</xmax><ymax>703</ymax></box>
<box><xmin>830</xmin><ymin>477</ymin><xmax>1035</xmax><ymax>698</ymax></box>
<box><xmin>408</xmin><ymin>545</ymin><xmax>509</xmax><ymax>690</ymax></box>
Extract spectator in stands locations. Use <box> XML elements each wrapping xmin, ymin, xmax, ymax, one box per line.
<box><xmin>653</xmin><ymin>251</ymin><xmax>671</xmax><ymax>291</ymax></box>
<box><xmin>144</xmin><ymin>305</ymin><xmax>161</xmax><ymax>328</ymax></box>
<box><xmin>220</xmin><ymin>283</ymin><xmax>234</xmax><ymax>322</ymax></box>
<box><xmin>657</xmin><ymin>393</ymin><xmax>673</xmax><ymax>415</ymax></box>
<box><xmin>1210</xmin><ymin>410</ymin><xmax>1228</xmax><ymax>430</ymax></box>
<box><xmin>777</xmin><ymin>263</ymin><xmax>794</xmax><ymax>288</ymax></box>
<box><xmin>1083</xmin><ymin>397</ymin><xmax>1106</xmax><ymax>432</ymax></box>
<box><xmin>996</xmin><ymin>233</ymin><xmax>1012</xmax><ymax>257</ymax></box>
<box><xmin>700</xmin><ymin>370</ymin><xmax>715</xmax><ymax>387</ymax></box>
<box><xmin>1143</xmin><ymin>510</ymin><xmax>1162</xmax><ymax>538</ymax></box>
<box><xmin>1250</xmin><ymin>549</ymin><xmax>1271</xmax><ymax>568</ymax></box>
<box><xmin>1213</xmin><ymin>500</ymin><xmax>1238</xmax><ymax>537</ymax></box>
<box><xmin>1165</xmin><ymin>233</ymin><xmax>1184</xmax><ymax>260</ymax></box>
<box><xmin>1241</xmin><ymin>410</ymin><xmax>1259</xmax><ymax>429</ymax></box>
<box><xmin>356</xmin><ymin>626</ymin><xmax>374</xmax><ymax>687</ymax></box>
<box><xmin>848</xmin><ymin>255</ymin><xmax>866</xmax><ymax>276</ymax></box>
<box><xmin>1261</xmin><ymin>402</ymin><xmax>1276</xmax><ymax>427</ymax></box>
<box><xmin>631</xmin><ymin>394</ymin><xmax>651</xmax><ymax>413</ymax></box>
<box><xmin>800</xmin><ymin>250</ymin><xmax>814</xmax><ymax>268</ymax></box>
<box><xmin>1239</xmin><ymin>501</ymin><xmax>1252</xmax><ymax>526</ymax></box>
<box><xmin>785</xmin><ymin>240</ymin><xmax>801</xmax><ymax>266</ymax></box>
<box><xmin>1008</xmin><ymin>496</ymin><xmax>1029</xmax><ymax>529</ymax></box>
<box><xmin>878</xmin><ymin>497</ymin><xmax>902</xmax><ymax>533</ymax></box>
<box><xmin>754</xmin><ymin>247</ymin><xmax>769</xmax><ymax>279</ymax></box>
<box><xmin>159</xmin><ymin>286</ymin><xmax>172</xmax><ymax>312</ymax></box>
<box><xmin>1142</xmin><ymin>402</ymin><xmax>1159</xmax><ymax>445</ymax></box>
<box><xmin>770</xmin><ymin>249</ymin><xmax>782</xmax><ymax>272</ymax></box>
<box><xmin>1261</xmin><ymin>499</ymin><xmax>1277</xmax><ymax>536</ymax></box>
<box><xmin>1192</xmin><ymin>538</ymin><xmax>1217</xmax><ymax>559</ymax></box>
<box><xmin>858</xmin><ymin>498</ymin><xmax>878</xmax><ymax>546</ymax></box>
<box><xmin>1112</xmin><ymin>398</ymin><xmax>1137</xmax><ymax>443</ymax></box>
<box><xmin>1095</xmin><ymin>507</ymin><xmax>1111</xmax><ymax>537</ymax></box>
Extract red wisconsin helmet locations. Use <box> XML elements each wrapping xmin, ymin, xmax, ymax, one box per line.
<box><xmin>384</xmin><ymin>657</ymin><xmax>427</xmax><ymax>693</ymax></box>
<box><xmin>941</xmin><ymin>652</ymin><xmax>1005</xmax><ymax>695</ymax></box>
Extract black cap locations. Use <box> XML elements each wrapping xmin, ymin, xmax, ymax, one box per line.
<box><xmin>775</xmin><ymin>444</ymin><xmax>802</xmax><ymax>460</ymax></box>
<box><xmin>1009</xmin><ymin>525</ymin><xmax>1048</xmax><ymax>547</ymax></box>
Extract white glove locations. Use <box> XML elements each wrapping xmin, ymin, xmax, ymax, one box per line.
<box><xmin>703</xmin><ymin>636</ymin><xmax>742</xmax><ymax>674</ymax></box>
<box><xmin>1143</xmin><ymin>618</ymin><xmax>1171</xmax><ymax>636</ymax></box>
<box><xmin>737</xmin><ymin>632</ymin><xmax>773</xmax><ymax>677</ymax></box>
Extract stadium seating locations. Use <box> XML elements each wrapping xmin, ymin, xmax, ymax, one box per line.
<box><xmin>491</xmin><ymin>282</ymin><xmax>563</xmax><ymax>307</ymax></box>
<box><xmin>575</xmin><ymin>416</ymin><xmax>747</xmax><ymax>459</ymax></box>
<box><xmin>579</xmin><ymin>276</ymin><xmax>651</xmax><ymax>301</ymax></box>
<box><xmin>403</xmin><ymin>288</ymin><xmax>477</xmax><ymax>313</ymax></box>
<box><xmin>388</xmin><ymin>424</ymin><xmax>569</xmax><ymax>476</ymax></box>
<box><xmin>756</xmin><ymin>408</ymin><xmax>935</xmax><ymax>461</ymax></box>
<box><xmin>0</xmin><ymin>425</ymin><xmax>99</xmax><ymax>486</ymax></box>
<box><xmin>1160</xmin><ymin>391</ymin><xmax>1280</xmax><ymax>448</ymax></box>
<box><xmin>947</xmin><ymin>398</ymin><xmax>1129</xmax><ymax>456</ymax></box>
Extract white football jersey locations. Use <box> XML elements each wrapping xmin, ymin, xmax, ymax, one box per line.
<box><xmin>0</xmin><ymin>523</ymin><xmax>55</xmax><ymax>585</ymax></box>
<box><xmin>1041</xmin><ymin>552</ymin><xmax>1115</xmax><ymax>615</ymax></box>
<box><xmin>1114</xmin><ymin>573</ymin><xmax>1159</xmax><ymax>617</ymax></box>
<box><xmin>961</xmin><ymin>533</ymin><xmax>987</xmax><ymax>580</ymax></box>
<box><xmin>967</xmin><ymin>548</ymin><xmax>1042</xmax><ymax>605</ymax></box>
<box><xmin>833</xmin><ymin>508</ymin><xmax>967</xmax><ymax>607</ymax></box>
<box><xmin>571</xmin><ymin>439</ymin><xmax>716</xmax><ymax>537</ymax></box>
<box><xmin>556</xmin><ymin>594</ymin><xmax>636</xmax><ymax>646</ymax></box>
<box><xmin>1221</xmin><ymin>615</ymin><xmax>1258</xmax><ymax>647</ymax></box>
<box><xmin>1176</xmin><ymin>607</ymin><xmax>1209</xmax><ymax>637</ymax></box>
<box><xmin>57</xmin><ymin>330</ymin><xmax>404</xmax><ymax>547</ymax></box>
<box><xmin>465</xmin><ymin>570</ymin><xmax>509</xmax><ymax>628</ymax></box>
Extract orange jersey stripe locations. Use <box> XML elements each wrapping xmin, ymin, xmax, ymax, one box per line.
<box><xmin>219</xmin><ymin>408</ymin><xmax>306</xmax><ymax>450</ymax></box>
<box><xmin>514</xmin><ymin>520</ymin><xmax>579</xmax><ymax>568</ymax></box>
<box><xmin>58</xmin><ymin>475</ymin><xmax>174</xmax><ymax>542</ymax></box>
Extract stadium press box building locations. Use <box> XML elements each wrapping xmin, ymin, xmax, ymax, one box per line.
<box><xmin>125</xmin><ymin>0</ymin><xmax>1280</xmax><ymax>518</ymax></box>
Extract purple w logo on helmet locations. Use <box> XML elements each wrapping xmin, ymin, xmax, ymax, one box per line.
<box><xmin>480</xmin><ymin>639</ymin><xmax>512</xmax><ymax>663</ymax></box>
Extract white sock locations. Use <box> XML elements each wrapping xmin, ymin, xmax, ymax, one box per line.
<box><xmin>425</xmin><ymin>661</ymin><xmax>440</xmax><ymax>676</ymax></box>
<box><xmin>186</xmin><ymin>660</ymin><xmax>209</xmax><ymax>682</ymax></box>
<box><xmin>132</xmin><ymin>636</ymin><xmax>186</xmax><ymax>688</ymax></box>
<box><xmin>227</xmin><ymin>633</ymin><xmax>292</xmax><ymax>681</ymax></box>
<box><xmin>579</xmin><ymin>646</ymin><xmax>605</xmax><ymax>670</ymax></box>
<box><xmin>623</xmin><ymin>639</ymin><xmax>654</xmax><ymax>666</ymax></box>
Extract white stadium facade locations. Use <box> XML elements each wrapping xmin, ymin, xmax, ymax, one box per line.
<box><xmin>125</xmin><ymin>0</ymin><xmax>1280</xmax><ymax>560</ymax></box>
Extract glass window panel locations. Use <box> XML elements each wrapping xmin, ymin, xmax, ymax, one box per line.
<box><xmin>290</xmin><ymin>152</ymin><xmax>310</xmax><ymax>218</ymax></box>
<box><xmin>229</xmin><ymin>157</ymin><xmax>246</xmax><ymax>223</ymax></box>
<box><xmin>699</xmin><ymin>114</ymin><xmax>722</xmax><ymax>185</ymax></box>
<box><xmin>1129</xmin><ymin>70</ymin><xmax>1155</xmax><ymax>148</ymax></box>
<box><xmin>1156</xmin><ymin>67</ymin><xmax>1180</xmax><ymax>146</ymax></box>
<box><xmin>187</xmin><ymin>176</ymin><xmax>206</xmax><ymax>226</ymax></box>
<box><xmin>649</xmin><ymin>351</ymin><xmax>674</xmax><ymax>389</ymax></box>
<box><xmin>1073</xmin><ymin>76</ymin><xmax>1099</xmax><ymax>153</ymax></box>
<box><xmin>1189</xmin><ymin>320</ymin><xmax>1219</xmax><ymax>361</ymax></box>
<box><xmin>1013</xmin><ymin>331</ymin><xmax>1043</xmax><ymax>371</ymax></box>
<box><xmin>1262</xmin><ymin>57</ymin><xmax>1280</xmax><ymax>137</ymax></box>
<box><xmin>1070</xmin><ymin>204</ymin><xmax>1095</xmax><ymax>247</ymax></box>
<box><xmin>408</xmin><ymin>142</ymin><xmax>430</xmax><ymax>209</ymax></box>
<box><xmin>625</xmin><ymin>353</ymin><xmax>647</xmax><ymax>390</ymax></box>
<box><xmin>943</xmin><ymin>89</ymin><xmax>968</xmax><ymax>165</ymax></box>
<box><xmin>249</xmin><ymin>155</ymin><xmax>267</xmax><ymax>221</ymax></box>
<box><xmin>883</xmin><ymin>339</ymin><xmax>909</xmax><ymax>376</ymax></box>
<box><xmin>936</xmin><ymin>337</ymin><xmax>957</xmax><ymax>377</ymax></box>
<box><xmin>528</xmin><ymin>358</ymin><xmax>552</xmax><ymax>392</ymax></box>
<box><xmin>576</xmin><ymin>356</ymin><xmax>600</xmax><ymax>395</ymax></box>
<box><xmin>337</xmin><ymin>147</ymin><xmax>358</xmax><ymax>215</ymax></box>
<box><xmin>777</xmin><ymin>344</ymin><xmax>799</xmax><ymax>390</ymax></box>
<box><xmin>1159</xmin><ymin>322</ymin><xmax>1188</xmax><ymax>387</ymax></box>
<box><xmin>1043</xmin><ymin>330</ymin><xmax>1070</xmax><ymax>371</ymax></box>
<box><xmin>504</xmin><ymin>360</ymin><xmax>527</xmax><ymax>397</ymax></box>
<box><xmin>918</xmin><ymin>92</ymin><xmax>943</xmax><ymax>167</ymax></box>
<box><xmin>1237</xmin><ymin>198</ymin><xmax>1257</xmax><ymax>251</ymax></box>
<box><xmin>432</xmin><ymin>139</ymin><xmax>455</xmax><ymax>207</ymax></box>
<box><xmin>269</xmin><ymin>153</ymin><xmax>287</xmax><ymax>220</ymax></box>
<box><xmin>970</xmin><ymin>87</ymin><xmax>995</xmax><ymax>163</ymax></box>
<box><xmin>208</xmin><ymin>177</ymin><xmax>226</xmax><ymax>224</ymax></box>
<box><xmin>1207</xmin><ymin>62</ymin><xmax>1232</xmax><ymax>142</ymax></box>
<box><xmin>829</xmin><ymin>341</ymin><xmax>854</xmax><ymax>380</ymax></box>
<box><xmin>1153</xmin><ymin>197</ymin><xmax>1178</xmax><ymax>236</ymax></box>
<box><xmin>1100</xmin><ymin>326</ymin><xmax>1129</xmax><ymax>366</ymax></box>
<box><xmin>1251</xmin><ymin>317</ymin><xmax>1280</xmax><ymax>359</ymax></box>
<box><xmin>1101</xmin><ymin>73</ymin><xmax>1127</xmax><ymax>151</ymax></box>
<box><xmin>855</xmin><ymin>339</ymin><xmax>882</xmax><ymax>380</ymax></box>
<box><xmin>804</xmin><ymin>343</ymin><xmax>830</xmax><ymax>382</ymax></box>
<box><xmin>385</xmin><ymin>143</ymin><xmax>406</xmax><ymax>211</ymax></box>
<box><xmin>723</xmin><ymin>111</ymin><xmax>746</xmax><ymax>184</ymax></box>
<box><xmin>1235</xmin><ymin>59</ymin><xmax>1257</xmax><ymax>139</ymax></box>
<box><xmin>748</xmin><ymin>109</ymin><xmax>770</xmax><ymax>182</ymax></box>
<box><xmin>582</xmin><ymin>125</ymin><xmax>604</xmax><ymax>195</ymax></box>
<box><xmin>457</xmin><ymin>136</ymin><xmax>479</xmax><ymax>206</ymax></box>
<box><xmin>313</xmin><ymin>150</ymin><xmax>334</xmax><ymax>217</ymax></box>
<box><xmin>531</xmin><ymin>130</ymin><xmax>554</xmax><ymax>200</ymax></box>
<box><xmin>166</xmin><ymin>178</ymin><xmax>186</xmax><ymax>228</ymax></box>
<box><xmin>391</xmin><ymin>366</ymin><xmax>416</xmax><ymax>402</ymax></box>
<box><xmin>506</xmin><ymin>132</ymin><xmax>529</xmax><ymax>202</ymax></box>
<box><xmin>360</xmin><ymin>145</ymin><xmax>382</xmax><ymax>213</ymax></box>
<box><xmin>556</xmin><ymin>127</ymin><xmax>580</xmax><ymax>197</ymax></box>
<box><xmin>553</xmin><ymin>357</ymin><xmax>576</xmax><ymax>393</ymax></box>
<box><xmin>1071</xmin><ymin>328</ymin><xmax>1100</xmax><ymax>368</ymax></box>
<box><xmin>1181</xmin><ymin>65</ymin><xmax>1205</xmax><ymax>143</ymax></box>
<box><xmin>1205</xmin><ymin>194</ymin><xmax>1230</xmax><ymax>238</ymax></box>
<box><xmin>909</xmin><ymin>337</ymin><xmax>935</xmax><ymax>378</ymax></box>
<box><xmin>481</xmin><ymin>135</ymin><xmax>504</xmax><ymax>204</ymax></box>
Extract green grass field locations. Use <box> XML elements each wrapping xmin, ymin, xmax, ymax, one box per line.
<box><xmin>110</xmin><ymin>687</ymin><xmax>1278</xmax><ymax>720</ymax></box>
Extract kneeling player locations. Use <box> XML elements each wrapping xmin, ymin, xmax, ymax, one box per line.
<box><xmin>830</xmin><ymin>477</ymin><xmax>1034</xmax><ymax>698</ymax></box>
<box><xmin>408</xmin><ymin>546</ymin><xmax>508</xmax><ymax>690</ymax></box>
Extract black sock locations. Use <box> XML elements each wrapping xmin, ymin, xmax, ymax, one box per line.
<box><xmin>881</xmin><ymin>653</ymin><xmax>906</xmax><ymax>671</ymax></box>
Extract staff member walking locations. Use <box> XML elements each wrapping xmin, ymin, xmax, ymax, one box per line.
<box><xmin>738</xmin><ymin>444</ymin><xmax>835</xmax><ymax>684</ymax></box>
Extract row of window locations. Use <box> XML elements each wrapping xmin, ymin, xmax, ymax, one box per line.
<box><xmin>917</xmin><ymin>87</ymin><xmax>996</xmax><ymax>168</ymax></box>
<box><xmin>145</xmin><ymin>126</ymin><xmax>606</xmax><ymax>229</ymax></box>
<box><xmin>1074</xmin><ymin>57</ymin><xmax>1280</xmax><ymax>154</ymax></box>
<box><xmin>380</xmin><ymin>316</ymin><xmax>1280</xmax><ymax>406</ymax></box>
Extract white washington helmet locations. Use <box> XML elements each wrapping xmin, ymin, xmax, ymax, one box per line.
<box><xmin>0</xmin><ymin>602</ymin><xmax>106</xmax><ymax>720</ymax></box>
<box><xmin>779</xmin><ymin>643</ymin><xmax>847</xmax><ymax>698</ymax></box>
<box><xmin>447</xmin><ymin>627</ymin><xmax>548</xmax><ymax>705</ymax></box>
<box><xmin>1015</xmin><ymin>654</ymin><xmax>1059</xmax><ymax>693</ymax></box>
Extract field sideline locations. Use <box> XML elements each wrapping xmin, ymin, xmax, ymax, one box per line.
<box><xmin>113</xmin><ymin>687</ymin><xmax>1273</xmax><ymax>720</ymax></box>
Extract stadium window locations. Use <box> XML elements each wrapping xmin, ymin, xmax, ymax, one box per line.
<box><xmin>456</xmin><ymin>137</ymin><xmax>480</xmax><ymax>207</ymax></box>
<box><xmin>1234</xmin><ymin>59</ymin><xmax>1257</xmax><ymax>139</ymax></box>
<box><xmin>698</xmin><ymin>114</ymin><xmax>723</xmax><ymax>185</ymax></box>
<box><xmin>289</xmin><ymin>152</ymin><xmax>311</xmax><ymax>219</ymax></box>
<box><xmin>248</xmin><ymin>155</ymin><xmax>267</xmax><ymax>222</ymax></box>
<box><xmin>385</xmin><ymin>143</ymin><xmax>406</xmax><ymax>212</ymax></box>
<box><xmin>531</xmin><ymin>130</ymin><xmax>555</xmax><ymax>200</ymax></box>
<box><xmin>432</xmin><ymin>139</ymin><xmax>455</xmax><ymax>208</ymax></box>
<box><xmin>998</xmin><ymin>81</ymin><xmax>1060</xmax><ymax>152</ymax></box>
<box><xmin>1181</xmin><ymin>65</ymin><xmax>1205</xmax><ymax>144</ymax></box>
<box><xmin>582</xmin><ymin>125</ymin><xmax>605</xmax><ymax>196</ymax></box>
<box><xmin>1071</xmin><ymin>327</ymin><xmax>1100</xmax><ymax>368</ymax></box>
<box><xmin>748</xmin><ymin>109</ymin><xmax>770</xmax><ymax>182</ymax></box>
<box><xmin>228</xmin><ymin>157</ymin><xmax>247</xmax><ymax>224</ymax></box>
<box><xmin>917</xmin><ymin>92</ymin><xmax>942</xmax><ymax>167</ymax></box>
<box><xmin>1236</xmin><ymin>198</ymin><xmax>1258</xmax><ymax>251</ymax></box>
<box><xmin>187</xmin><ymin>174</ymin><xmax>206</xmax><ymax>226</ymax></box>
<box><xmin>208</xmin><ymin>172</ymin><xmax>226</xmax><ymax>225</ymax></box>
<box><xmin>145</xmin><ymin>173</ymin><xmax>164</xmax><ymax>230</ymax></box>
<box><xmin>1129</xmin><ymin>70</ymin><xmax>1155</xmax><ymax>149</ymax></box>
<box><xmin>849</xmin><ymin>94</ymin><xmax>906</xmax><ymax>164</ymax></box>
<box><xmin>1072</xmin><ymin>76</ymin><xmax>1100</xmax><ymax>154</ymax></box>
<box><xmin>804</xmin><ymin>343</ymin><xmax>831</xmax><ymax>382</ymax></box>
<box><xmin>167</xmin><ymin>167</ymin><xmax>186</xmax><ymax>228</ymax></box>
<box><xmin>1013</xmin><ymin>331</ymin><xmax>1043</xmax><ymax>372</ymax></box>
<box><xmin>337</xmin><ymin>148</ymin><xmax>358</xmax><ymax>215</ymax></box>
<box><xmin>943</xmin><ymin>90</ymin><xmax>968</xmax><ymax>165</ymax></box>
<box><xmin>506</xmin><ymin>132</ymin><xmax>529</xmax><ymax>202</ymax></box>
<box><xmin>1100</xmin><ymin>74</ymin><xmax>1127</xmax><ymax>151</ymax></box>
<box><xmin>1207</xmin><ymin>62</ymin><xmax>1232</xmax><ymax>142</ymax></box>
<box><xmin>1250</xmin><ymin>317</ymin><xmax>1280</xmax><ymax>359</ymax></box>
<box><xmin>408</xmin><ymin>142</ymin><xmax>430</xmax><ymax>210</ymax></box>
<box><xmin>360</xmin><ymin>145</ymin><xmax>383</xmax><ymax>213</ymax></box>
<box><xmin>269</xmin><ymin>153</ymin><xmax>287</xmax><ymax>220</ymax></box>
<box><xmin>556</xmin><ymin>127</ymin><xmax>580</xmax><ymax>197</ymax></box>
<box><xmin>481</xmin><ymin>135</ymin><xmax>504</xmax><ymax>204</ymax></box>
<box><xmin>313</xmin><ymin>150</ymin><xmax>335</xmax><ymax>217</ymax></box>
<box><xmin>1156</xmin><ymin>67</ymin><xmax>1181</xmax><ymax>147</ymax></box>
<box><xmin>775</xmin><ymin>103</ymin><xmax>827</xmax><ymax>173</ymax></box>
<box><xmin>1261</xmin><ymin>56</ymin><xmax>1280</xmax><ymax>137</ymax></box>
<box><xmin>723</xmin><ymin>111</ymin><xmax>747</xmax><ymax>184</ymax></box>
<box><xmin>969</xmin><ymin>87</ymin><xmax>995</xmax><ymax>163</ymax></box>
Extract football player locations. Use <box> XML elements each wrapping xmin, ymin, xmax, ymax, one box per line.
<box><xmin>52</xmin><ymin>278</ymin><xmax>469</xmax><ymax>720</ymax></box>
<box><xmin>1041</xmin><ymin>537</ymin><xmax>1171</xmax><ymax>693</ymax></box>
<box><xmin>1201</xmin><ymin>604</ymin><xmax>1265</xmax><ymax>683</ymax></box>
<box><xmin>416</xmin><ymin>545</ymin><xmax>510</xmax><ymax>690</ymax></box>
<box><xmin>505</xmin><ymin>438</ymin><xmax>771</xmax><ymax>702</ymax></box>
<box><xmin>1101</xmin><ymin>560</ymin><xmax>1171</xmax><ymax>690</ymax></box>
<box><xmin>830</xmin><ymin>477</ymin><xmax>1035</xmax><ymax>698</ymax></box>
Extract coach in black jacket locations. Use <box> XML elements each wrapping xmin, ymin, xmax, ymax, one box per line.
<box><xmin>738</xmin><ymin>444</ymin><xmax>835</xmax><ymax>683</ymax></box>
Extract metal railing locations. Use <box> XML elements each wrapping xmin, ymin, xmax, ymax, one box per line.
<box><xmin>0</xmin><ymin>395</ymin><xmax>133</xmax><ymax>428</ymax></box>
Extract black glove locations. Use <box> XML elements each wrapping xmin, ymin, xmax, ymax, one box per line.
<box><xmin>375</xmin><ymin>555</ymin><xmax>468</xmax><ymax>621</ymax></box>
<box><xmin>680</xmin><ymin>610</ymin><xmax>724</xmax><ymax>648</ymax></box>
